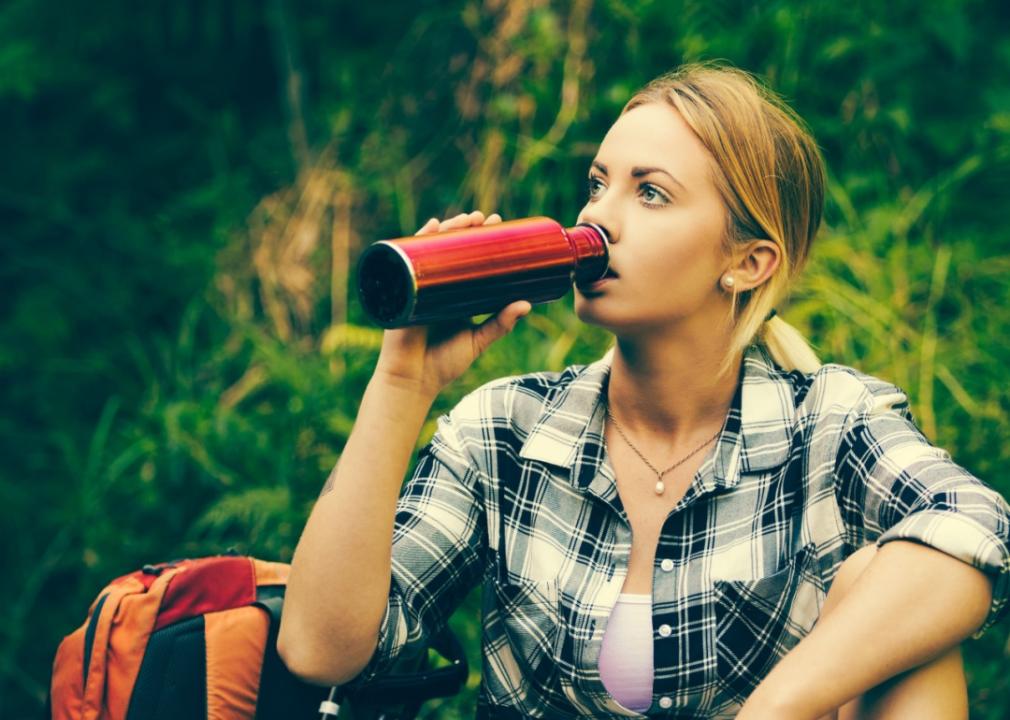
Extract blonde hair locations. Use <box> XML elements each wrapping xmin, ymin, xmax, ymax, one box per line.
<box><xmin>623</xmin><ymin>63</ymin><xmax>825</xmax><ymax>377</ymax></box>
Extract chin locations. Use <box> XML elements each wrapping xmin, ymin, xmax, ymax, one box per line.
<box><xmin>573</xmin><ymin>291</ymin><xmax>605</xmax><ymax>325</ymax></box>
<box><xmin>573</xmin><ymin>294</ymin><xmax>626</xmax><ymax>331</ymax></box>
<box><xmin>574</xmin><ymin>293</ymin><xmax>646</xmax><ymax>335</ymax></box>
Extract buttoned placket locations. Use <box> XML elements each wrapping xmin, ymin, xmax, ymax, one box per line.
<box><xmin>580</xmin><ymin>452</ymin><xmax>723</xmax><ymax>716</ymax></box>
<box><xmin>647</xmin><ymin>461</ymin><xmax>722</xmax><ymax>715</ymax></box>
<box><xmin>516</xmin><ymin>344</ymin><xmax>798</xmax><ymax>716</ymax></box>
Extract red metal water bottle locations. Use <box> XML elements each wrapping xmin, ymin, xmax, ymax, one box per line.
<box><xmin>356</xmin><ymin>216</ymin><xmax>610</xmax><ymax>328</ymax></box>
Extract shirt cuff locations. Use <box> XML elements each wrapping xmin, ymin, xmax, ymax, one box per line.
<box><xmin>876</xmin><ymin>509</ymin><xmax>1010</xmax><ymax>639</ymax></box>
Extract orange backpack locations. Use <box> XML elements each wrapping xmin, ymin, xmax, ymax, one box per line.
<box><xmin>50</xmin><ymin>554</ymin><xmax>467</xmax><ymax>719</ymax></box>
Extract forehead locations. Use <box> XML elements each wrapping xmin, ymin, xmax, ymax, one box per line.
<box><xmin>596</xmin><ymin>102</ymin><xmax>713</xmax><ymax>181</ymax></box>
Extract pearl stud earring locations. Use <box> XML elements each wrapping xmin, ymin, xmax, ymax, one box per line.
<box><xmin>722</xmin><ymin>274</ymin><xmax>736</xmax><ymax>289</ymax></box>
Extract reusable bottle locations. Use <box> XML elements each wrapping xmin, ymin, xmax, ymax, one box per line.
<box><xmin>356</xmin><ymin>216</ymin><xmax>610</xmax><ymax>328</ymax></box>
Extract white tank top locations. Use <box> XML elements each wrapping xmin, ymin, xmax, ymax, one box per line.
<box><xmin>598</xmin><ymin>593</ymin><xmax>654</xmax><ymax>712</ymax></box>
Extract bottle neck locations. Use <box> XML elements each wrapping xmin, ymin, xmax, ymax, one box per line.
<box><xmin>565</xmin><ymin>223</ymin><xmax>610</xmax><ymax>284</ymax></box>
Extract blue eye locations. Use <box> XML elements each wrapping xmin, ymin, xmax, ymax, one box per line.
<box><xmin>640</xmin><ymin>184</ymin><xmax>668</xmax><ymax>207</ymax></box>
<box><xmin>585</xmin><ymin>175</ymin><xmax>669</xmax><ymax>207</ymax></box>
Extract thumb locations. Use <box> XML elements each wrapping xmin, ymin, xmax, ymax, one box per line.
<box><xmin>472</xmin><ymin>300</ymin><xmax>532</xmax><ymax>353</ymax></box>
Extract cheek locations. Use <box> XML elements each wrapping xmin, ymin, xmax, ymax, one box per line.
<box><xmin>638</xmin><ymin>217</ymin><xmax>725</xmax><ymax>284</ymax></box>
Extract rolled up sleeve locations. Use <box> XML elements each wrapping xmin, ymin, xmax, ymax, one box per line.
<box><xmin>834</xmin><ymin>388</ymin><xmax>1010</xmax><ymax>638</ymax></box>
<box><xmin>341</xmin><ymin>410</ymin><xmax>486</xmax><ymax>688</ymax></box>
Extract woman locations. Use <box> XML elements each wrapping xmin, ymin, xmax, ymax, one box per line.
<box><xmin>278</xmin><ymin>65</ymin><xmax>1010</xmax><ymax>719</ymax></box>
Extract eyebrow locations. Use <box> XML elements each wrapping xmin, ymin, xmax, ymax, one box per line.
<box><xmin>591</xmin><ymin>161</ymin><xmax>686</xmax><ymax>192</ymax></box>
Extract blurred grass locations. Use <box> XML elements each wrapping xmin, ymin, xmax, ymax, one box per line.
<box><xmin>2</xmin><ymin>0</ymin><xmax>1009</xmax><ymax>717</ymax></box>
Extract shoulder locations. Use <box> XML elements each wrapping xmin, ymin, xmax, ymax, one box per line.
<box><xmin>430</xmin><ymin>362</ymin><xmax>595</xmax><ymax>471</ymax></box>
<box><xmin>745</xmin><ymin>345</ymin><xmax>912</xmax><ymax>427</ymax></box>
<box><xmin>801</xmin><ymin>361</ymin><xmax>911</xmax><ymax>419</ymax></box>
<box><xmin>447</xmin><ymin>362</ymin><xmax>587</xmax><ymax>430</ymax></box>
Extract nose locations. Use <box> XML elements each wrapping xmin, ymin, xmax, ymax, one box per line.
<box><xmin>576</xmin><ymin>208</ymin><xmax>617</xmax><ymax>244</ymax></box>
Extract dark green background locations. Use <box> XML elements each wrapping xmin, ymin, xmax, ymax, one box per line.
<box><xmin>3</xmin><ymin>1</ymin><xmax>1009</xmax><ymax>717</ymax></box>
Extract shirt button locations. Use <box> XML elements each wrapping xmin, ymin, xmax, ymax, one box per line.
<box><xmin>660</xmin><ymin>559</ymin><xmax>674</xmax><ymax>572</ymax></box>
<box><xmin>658</xmin><ymin>623</ymin><xmax>672</xmax><ymax>637</ymax></box>
<box><xmin>659</xmin><ymin>696</ymin><xmax>673</xmax><ymax>709</ymax></box>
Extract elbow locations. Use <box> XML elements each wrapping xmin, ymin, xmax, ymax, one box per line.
<box><xmin>276</xmin><ymin>619</ymin><xmax>378</xmax><ymax>687</ymax></box>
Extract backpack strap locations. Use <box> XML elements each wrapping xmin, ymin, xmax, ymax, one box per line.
<box><xmin>252</xmin><ymin>587</ymin><xmax>469</xmax><ymax>713</ymax></box>
<box><xmin>81</xmin><ymin>568</ymin><xmax>184</xmax><ymax>720</ymax></box>
<box><xmin>347</xmin><ymin>624</ymin><xmax>469</xmax><ymax>704</ymax></box>
<box><xmin>51</xmin><ymin>579</ymin><xmax>140</xmax><ymax>720</ymax></box>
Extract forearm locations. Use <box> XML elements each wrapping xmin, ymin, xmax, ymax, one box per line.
<box><xmin>279</xmin><ymin>373</ymin><xmax>437</xmax><ymax>683</ymax></box>
<box><xmin>740</xmin><ymin>540</ymin><xmax>993</xmax><ymax>719</ymax></box>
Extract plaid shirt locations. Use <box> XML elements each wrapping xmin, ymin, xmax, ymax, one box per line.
<box><xmin>345</xmin><ymin>344</ymin><xmax>1010</xmax><ymax>718</ymax></box>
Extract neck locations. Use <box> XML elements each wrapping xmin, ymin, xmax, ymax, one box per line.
<box><xmin>606</xmin><ymin>321</ymin><xmax>742</xmax><ymax>443</ymax></box>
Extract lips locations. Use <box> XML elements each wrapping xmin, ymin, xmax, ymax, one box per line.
<box><xmin>575</xmin><ymin>263</ymin><xmax>618</xmax><ymax>294</ymax></box>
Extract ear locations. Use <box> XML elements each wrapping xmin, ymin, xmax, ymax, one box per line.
<box><xmin>729</xmin><ymin>239</ymin><xmax>780</xmax><ymax>292</ymax></box>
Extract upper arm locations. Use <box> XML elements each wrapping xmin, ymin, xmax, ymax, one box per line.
<box><xmin>833</xmin><ymin>386</ymin><xmax>1010</xmax><ymax>636</ymax></box>
<box><xmin>833</xmin><ymin>390</ymin><xmax>958</xmax><ymax>536</ymax></box>
<box><xmin>340</xmin><ymin>410</ymin><xmax>488</xmax><ymax>688</ymax></box>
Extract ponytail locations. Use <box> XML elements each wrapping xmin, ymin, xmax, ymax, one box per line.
<box><xmin>759</xmin><ymin>315</ymin><xmax>822</xmax><ymax>374</ymax></box>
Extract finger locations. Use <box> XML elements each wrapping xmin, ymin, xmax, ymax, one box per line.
<box><xmin>415</xmin><ymin>217</ymin><xmax>440</xmax><ymax>236</ymax></box>
<box><xmin>443</xmin><ymin>211</ymin><xmax>485</xmax><ymax>230</ymax></box>
<box><xmin>484</xmin><ymin>213</ymin><xmax>503</xmax><ymax>225</ymax></box>
<box><xmin>439</xmin><ymin>213</ymin><xmax>470</xmax><ymax>231</ymax></box>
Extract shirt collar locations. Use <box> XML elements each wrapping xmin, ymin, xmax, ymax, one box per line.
<box><xmin>518</xmin><ymin>344</ymin><xmax>797</xmax><ymax>494</ymax></box>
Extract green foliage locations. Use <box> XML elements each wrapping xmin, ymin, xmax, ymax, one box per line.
<box><xmin>2</xmin><ymin>1</ymin><xmax>1009</xmax><ymax>717</ymax></box>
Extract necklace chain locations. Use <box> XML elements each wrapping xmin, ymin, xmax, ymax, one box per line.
<box><xmin>604</xmin><ymin>406</ymin><xmax>722</xmax><ymax>495</ymax></box>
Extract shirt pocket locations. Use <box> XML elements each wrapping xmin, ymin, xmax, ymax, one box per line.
<box><xmin>490</xmin><ymin>574</ymin><xmax>561</xmax><ymax>691</ymax></box>
<box><xmin>712</xmin><ymin>542</ymin><xmax>826</xmax><ymax>705</ymax></box>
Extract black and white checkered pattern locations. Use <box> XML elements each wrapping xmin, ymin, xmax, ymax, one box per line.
<box><xmin>343</xmin><ymin>344</ymin><xmax>1010</xmax><ymax>718</ymax></box>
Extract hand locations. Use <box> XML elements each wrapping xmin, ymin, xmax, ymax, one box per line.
<box><xmin>373</xmin><ymin>210</ymin><xmax>532</xmax><ymax>398</ymax></box>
